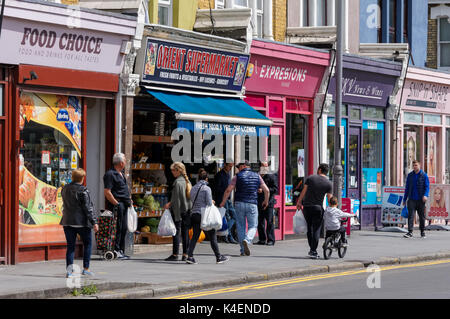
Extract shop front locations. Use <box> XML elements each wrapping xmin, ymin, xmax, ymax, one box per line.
<box><xmin>327</xmin><ymin>55</ymin><xmax>402</xmax><ymax>228</ymax></box>
<box><xmin>131</xmin><ymin>26</ymin><xmax>272</xmax><ymax>246</ymax></box>
<box><xmin>396</xmin><ymin>67</ymin><xmax>450</xmax><ymax>187</ymax></box>
<box><xmin>242</xmin><ymin>39</ymin><xmax>331</xmax><ymax>240</ymax></box>
<box><xmin>0</xmin><ymin>1</ymin><xmax>136</xmax><ymax>264</ymax></box>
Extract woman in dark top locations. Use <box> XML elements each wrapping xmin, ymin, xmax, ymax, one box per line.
<box><xmin>60</xmin><ymin>168</ymin><xmax>98</xmax><ymax>277</ymax></box>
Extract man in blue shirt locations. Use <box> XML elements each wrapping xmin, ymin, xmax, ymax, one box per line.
<box><xmin>402</xmin><ymin>160</ymin><xmax>430</xmax><ymax>238</ymax></box>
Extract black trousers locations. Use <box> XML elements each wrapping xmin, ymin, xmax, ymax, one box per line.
<box><xmin>303</xmin><ymin>205</ymin><xmax>324</xmax><ymax>253</ymax></box>
<box><xmin>257</xmin><ymin>205</ymin><xmax>275</xmax><ymax>243</ymax></box>
<box><xmin>173</xmin><ymin>213</ymin><xmax>191</xmax><ymax>256</ymax></box>
<box><xmin>187</xmin><ymin>213</ymin><xmax>220</xmax><ymax>258</ymax></box>
<box><xmin>407</xmin><ymin>199</ymin><xmax>426</xmax><ymax>233</ymax></box>
<box><xmin>114</xmin><ymin>201</ymin><xmax>128</xmax><ymax>253</ymax></box>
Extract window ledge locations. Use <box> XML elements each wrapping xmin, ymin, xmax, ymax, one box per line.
<box><xmin>359</xmin><ymin>43</ymin><xmax>409</xmax><ymax>60</ymax></box>
<box><xmin>286</xmin><ymin>26</ymin><xmax>337</xmax><ymax>45</ymax></box>
<box><xmin>194</xmin><ymin>8</ymin><xmax>252</xmax><ymax>31</ymax></box>
<box><xmin>430</xmin><ymin>4</ymin><xmax>450</xmax><ymax>20</ymax></box>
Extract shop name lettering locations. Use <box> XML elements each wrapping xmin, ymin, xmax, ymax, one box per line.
<box><xmin>156</xmin><ymin>45</ymin><xmax>240</xmax><ymax>79</ymax></box>
<box><xmin>407</xmin><ymin>82</ymin><xmax>448</xmax><ymax>102</ymax></box>
<box><xmin>259</xmin><ymin>64</ymin><xmax>307</xmax><ymax>82</ymax></box>
<box><xmin>342</xmin><ymin>77</ymin><xmax>384</xmax><ymax>98</ymax></box>
<box><xmin>195</xmin><ymin>122</ymin><xmax>257</xmax><ymax>134</ymax></box>
<box><xmin>18</xmin><ymin>28</ymin><xmax>103</xmax><ymax>63</ymax></box>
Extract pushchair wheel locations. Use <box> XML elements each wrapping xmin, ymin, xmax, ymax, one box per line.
<box><xmin>104</xmin><ymin>251</ymin><xmax>115</xmax><ymax>260</ymax></box>
<box><xmin>113</xmin><ymin>251</ymin><xmax>119</xmax><ymax>259</ymax></box>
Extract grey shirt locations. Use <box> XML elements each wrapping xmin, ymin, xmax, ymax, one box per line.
<box><xmin>190</xmin><ymin>180</ymin><xmax>213</xmax><ymax>215</ymax></box>
<box><xmin>170</xmin><ymin>176</ymin><xmax>191</xmax><ymax>222</ymax></box>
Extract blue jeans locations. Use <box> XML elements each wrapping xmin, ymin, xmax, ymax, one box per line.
<box><xmin>63</xmin><ymin>226</ymin><xmax>92</xmax><ymax>270</ymax></box>
<box><xmin>234</xmin><ymin>201</ymin><xmax>258</xmax><ymax>254</ymax></box>
<box><xmin>225</xmin><ymin>200</ymin><xmax>236</xmax><ymax>239</ymax></box>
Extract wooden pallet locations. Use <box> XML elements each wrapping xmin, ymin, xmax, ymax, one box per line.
<box><xmin>136</xmin><ymin>232</ymin><xmax>172</xmax><ymax>245</ymax></box>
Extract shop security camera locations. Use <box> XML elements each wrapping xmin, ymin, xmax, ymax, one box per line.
<box><xmin>23</xmin><ymin>71</ymin><xmax>38</xmax><ymax>84</ymax></box>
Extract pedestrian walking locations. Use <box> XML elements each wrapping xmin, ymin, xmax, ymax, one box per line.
<box><xmin>186</xmin><ymin>169</ymin><xmax>230</xmax><ymax>264</ymax></box>
<box><xmin>296</xmin><ymin>163</ymin><xmax>333</xmax><ymax>259</ymax></box>
<box><xmin>103</xmin><ymin>153</ymin><xmax>132</xmax><ymax>260</ymax></box>
<box><xmin>61</xmin><ymin>168</ymin><xmax>98</xmax><ymax>277</ymax></box>
<box><xmin>402</xmin><ymin>160</ymin><xmax>430</xmax><ymax>239</ymax></box>
<box><xmin>163</xmin><ymin>162</ymin><xmax>192</xmax><ymax>261</ymax></box>
<box><xmin>220</xmin><ymin>160</ymin><xmax>269</xmax><ymax>256</ymax></box>
<box><xmin>214</xmin><ymin>162</ymin><xmax>238</xmax><ymax>244</ymax></box>
<box><xmin>256</xmin><ymin>161</ymin><xmax>278</xmax><ymax>246</ymax></box>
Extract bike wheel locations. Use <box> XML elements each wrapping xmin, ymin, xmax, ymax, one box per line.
<box><xmin>323</xmin><ymin>237</ymin><xmax>333</xmax><ymax>260</ymax></box>
<box><xmin>338</xmin><ymin>243</ymin><xmax>347</xmax><ymax>258</ymax></box>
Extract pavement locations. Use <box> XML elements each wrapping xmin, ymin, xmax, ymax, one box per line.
<box><xmin>1</xmin><ymin>228</ymin><xmax>450</xmax><ymax>299</ymax></box>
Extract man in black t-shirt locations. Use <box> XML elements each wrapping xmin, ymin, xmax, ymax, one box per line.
<box><xmin>103</xmin><ymin>153</ymin><xmax>132</xmax><ymax>260</ymax></box>
<box><xmin>296</xmin><ymin>163</ymin><xmax>333</xmax><ymax>259</ymax></box>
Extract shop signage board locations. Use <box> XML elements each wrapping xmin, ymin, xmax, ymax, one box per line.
<box><xmin>328</xmin><ymin>68</ymin><xmax>397</xmax><ymax>107</ymax></box>
<box><xmin>403</xmin><ymin>80</ymin><xmax>449</xmax><ymax>111</ymax></box>
<box><xmin>0</xmin><ymin>17</ymin><xmax>127</xmax><ymax>74</ymax></box>
<box><xmin>139</xmin><ymin>37</ymin><xmax>249</xmax><ymax>93</ymax></box>
<box><xmin>381</xmin><ymin>186</ymin><xmax>407</xmax><ymax>225</ymax></box>
<box><xmin>244</xmin><ymin>54</ymin><xmax>326</xmax><ymax>99</ymax></box>
<box><xmin>177</xmin><ymin>120</ymin><xmax>269</xmax><ymax>136</ymax></box>
<box><xmin>426</xmin><ymin>184</ymin><xmax>450</xmax><ymax>220</ymax></box>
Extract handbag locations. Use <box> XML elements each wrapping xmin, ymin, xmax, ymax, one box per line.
<box><xmin>401</xmin><ymin>206</ymin><xmax>409</xmax><ymax>218</ymax></box>
<box><xmin>127</xmin><ymin>206</ymin><xmax>138</xmax><ymax>233</ymax></box>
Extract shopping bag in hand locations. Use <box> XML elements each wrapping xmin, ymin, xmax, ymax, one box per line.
<box><xmin>293</xmin><ymin>209</ymin><xmax>307</xmax><ymax>234</ymax></box>
<box><xmin>127</xmin><ymin>206</ymin><xmax>138</xmax><ymax>233</ymax></box>
<box><xmin>201</xmin><ymin>205</ymin><xmax>223</xmax><ymax>231</ymax></box>
<box><xmin>401</xmin><ymin>206</ymin><xmax>409</xmax><ymax>218</ymax></box>
<box><xmin>157</xmin><ymin>209</ymin><xmax>177</xmax><ymax>237</ymax></box>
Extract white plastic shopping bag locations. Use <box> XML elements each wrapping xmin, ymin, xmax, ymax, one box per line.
<box><xmin>201</xmin><ymin>205</ymin><xmax>223</xmax><ymax>231</ymax></box>
<box><xmin>293</xmin><ymin>209</ymin><xmax>307</xmax><ymax>234</ymax></box>
<box><xmin>127</xmin><ymin>206</ymin><xmax>138</xmax><ymax>233</ymax></box>
<box><xmin>157</xmin><ymin>209</ymin><xmax>177</xmax><ymax>237</ymax></box>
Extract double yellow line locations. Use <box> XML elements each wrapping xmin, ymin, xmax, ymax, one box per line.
<box><xmin>163</xmin><ymin>259</ymin><xmax>450</xmax><ymax>299</ymax></box>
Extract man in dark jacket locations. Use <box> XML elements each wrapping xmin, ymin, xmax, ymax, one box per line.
<box><xmin>61</xmin><ymin>168</ymin><xmax>98</xmax><ymax>278</ymax></box>
<box><xmin>256</xmin><ymin>161</ymin><xmax>278</xmax><ymax>246</ymax></box>
<box><xmin>220</xmin><ymin>161</ymin><xmax>269</xmax><ymax>256</ymax></box>
<box><xmin>214</xmin><ymin>162</ymin><xmax>238</xmax><ymax>244</ymax></box>
<box><xmin>103</xmin><ymin>153</ymin><xmax>132</xmax><ymax>260</ymax></box>
<box><xmin>402</xmin><ymin>160</ymin><xmax>430</xmax><ymax>238</ymax></box>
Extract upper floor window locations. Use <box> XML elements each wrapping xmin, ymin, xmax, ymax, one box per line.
<box><xmin>215</xmin><ymin>0</ymin><xmax>225</xmax><ymax>9</ymax></box>
<box><xmin>234</xmin><ymin>0</ymin><xmax>248</xmax><ymax>8</ymax></box>
<box><xmin>257</xmin><ymin>0</ymin><xmax>263</xmax><ymax>37</ymax></box>
<box><xmin>296</xmin><ymin>0</ymin><xmax>333</xmax><ymax>27</ymax></box>
<box><xmin>158</xmin><ymin>0</ymin><xmax>172</xmax><ymax>26</ymax></box>
<box><xmin>439</xmin><ymin>17</ymin><xmax>450</xmax><ymax>69</ymax></box>
<box><xmin>388</xmin><ymin>0</ymin><xmax>396</xmax><ymax>43</ymax></box>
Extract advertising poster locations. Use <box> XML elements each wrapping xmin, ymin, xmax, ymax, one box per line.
<box><xmin>426</xmin><ymin>185</ymin><xmax>450</xmax><ymax>220</ymax></box>
<box><xmin>297</xmin><ymin>149</ymin><xmax>305</xmax><ymax>178</ymax></box>
<box><xmin>427</xmin><ymin>132</ymin><xmax>437</xmax><ymax>184</ymax></box>
<box><xmin>381</xmin><ymin>186</ymin><xmax>406</xmax><ymax>225</ymax></box>
<box><xmin>406</xmin><ymin>131</ymin><xmax>416</xmax><ymax>173</ymax></box>
<box><xmin>285</xmin><ymin>185</ymin><xmax>293</xmax><ymax>205</ymax></box>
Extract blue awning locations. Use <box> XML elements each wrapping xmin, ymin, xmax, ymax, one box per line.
<box><xmin>145</xmin><ymin>89</ymin><xmax>272</xmax><ymax>136</ymax></box>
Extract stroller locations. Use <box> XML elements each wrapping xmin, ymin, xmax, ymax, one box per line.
<box><xmin>95</xmin><ymin>208</ymin><xmax>118</xmax><ymax>260</ymax></box>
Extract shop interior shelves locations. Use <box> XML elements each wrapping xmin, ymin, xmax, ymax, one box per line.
<box><xmin>133</xmin><ymin>135</ymin><xmax>173</xmax><ymax>144</ymax></box>
<box><xmin>137</xmin><ymin>210</ymin><xmax>164</xmax><ymax>218</ymax></box>
<box><xmin>131</xmin><ymin>163</ymin><xmax>165</xmax><ymax>170</ymax></box>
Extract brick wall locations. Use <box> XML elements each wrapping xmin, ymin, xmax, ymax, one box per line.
<box><xmin>273</xmin><ymin>0</ymin><xmax>287</xmax><ymax>42</ymax></box>
<box><xmin>198</xmin><ymin>0</ymin><xmax>214</xmax><ymax>9</ymax></box>
<box><xmin>427</xmin><ymin>18</ymin><xmax>437</xmax><ymax>69</ymax></box>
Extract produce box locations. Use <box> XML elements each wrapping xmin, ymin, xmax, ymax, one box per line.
<box><xmin>139</xmin><ymin>232</ymin><xmax>172</xmax><ymax>245</ymax></box>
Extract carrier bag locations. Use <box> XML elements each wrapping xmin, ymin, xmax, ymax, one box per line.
<box><xmin>401</xmin><ymin>206</ymin><xmax>409</xmax><ymax>218</ymax></box>
<box><xmin>201</xmin><ymin>205</ymin><xmax>223</xmax><ymax>231</ymax></box>
<box><xmin>127</xmin><ymin>206</ymin><xmax>138</xmax><ymax>233</ymax></box>
<box><xmin>293</xmin><ymin>209</ymin><xmax>307</xmax><ymax>234</ymax></box>
<box><xmin>157</xmin><ymin>209</ymin><xmax>177</xmax><ymax>237</ymax></box>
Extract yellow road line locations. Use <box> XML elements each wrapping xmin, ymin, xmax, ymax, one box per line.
<box><xmin>163</xmin><ymin>259</ymin><xmax>450</xmax><ymax>299</ymax></box>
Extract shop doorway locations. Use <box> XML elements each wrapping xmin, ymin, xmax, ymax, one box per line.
<box><xmin>268</xmin><ymin>126</ymin><xmax>284</xmax><ymax>240</ymax></box>
<box><xmin>348</xmin><ymin>127</ymin><xmax>362</xmax><ymax>201</ymax></box>
<box><xmin>0</xmin><ymin>120</ymin><xmax>5</xmax><ymax>264</ymax></box>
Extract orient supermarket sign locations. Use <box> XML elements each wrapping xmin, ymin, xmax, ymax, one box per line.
<box><xmin>1</xmin><ymin>17</ymin><xmax>126</xmax><ymax>74</ymax></box>
<box><xmin>139</xmin><ymin>37</ymin><xmax>250</xmax><ymax>93</ymax></box>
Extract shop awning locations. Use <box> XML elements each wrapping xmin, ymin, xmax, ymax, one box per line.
<box><xmin>145</xmin><ymin>89</ymin><xmax>272</xmax><ymax>136</ymax></box>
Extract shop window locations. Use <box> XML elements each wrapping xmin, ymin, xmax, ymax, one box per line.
<box><xmin>425</xmin><ymin>128</ymin><xmax>440</xmax><ymax>184</ymax></box>
<box><xmin>446</xmin><ymin>128</ymin><xmax>450</xmax><ymax>183</ymax></box>
<box><xmin>362</xmin><ymin>107</ymin><xmax>384</xmax><ymax>120</ymax></box>
<box><xmin>349</xmin><ymin>108</ymin><xmax>361</xmax><ymax>121</ymax></box>
<box><xmin>403</xmin><ymin>125</ymin><xmax>421</xmax><ymax>178</ymax></box>
<box><xmin>19</xmin><ymin>92</ymin><xmax>82</xmax><ymax>244</ymax></box>
<box><xmin>286</xmin><ymin>114</ymin><xmax>306</xmax><ymax>206</ymax></box>
<box><xmin>269</xmin><ymin>100</ymin><xmax>283</xmax><ymax>119</ymax></box>
<box><xmin>439</xmin><ymin>17</ymin><xmax>450</xmax><ymax>69</ymax></box>
<box><xmin>362</xmin><ymin>121</ymin><xmax>384</xmax><ymax>205</ymax></box>
<box><xmin>404</xmin><ymin>112</ymin><xmax>422</xmax><ymax>124</ymax></box>
<box><xmin>328</xmin><ymin>103</ymin><xmax>347</xmax><ymax>117</ymax></box>
<box><xmin>424</xmin><ymin>114</ymin><xmax>442</xmax><ymax>126</ymax></box>
<box><xmin>286</xmin><ymin>98</ymin><xmax>310</xmax><ymax>112</ymax></box>
<box><xmin>158</xmin><ymin>0</ymin><xmax>172</xmax><ymax>26</ymax></box>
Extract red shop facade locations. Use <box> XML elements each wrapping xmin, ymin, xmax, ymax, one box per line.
<box><xmin>0</xmin><ymin>1</ymin><xmax>136</xmax><ymax>264</ymax></box>
<box><xmin>244</xmin><ymin>40</ymin><xmax>331</xmax><ymax>240</ymax></box>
